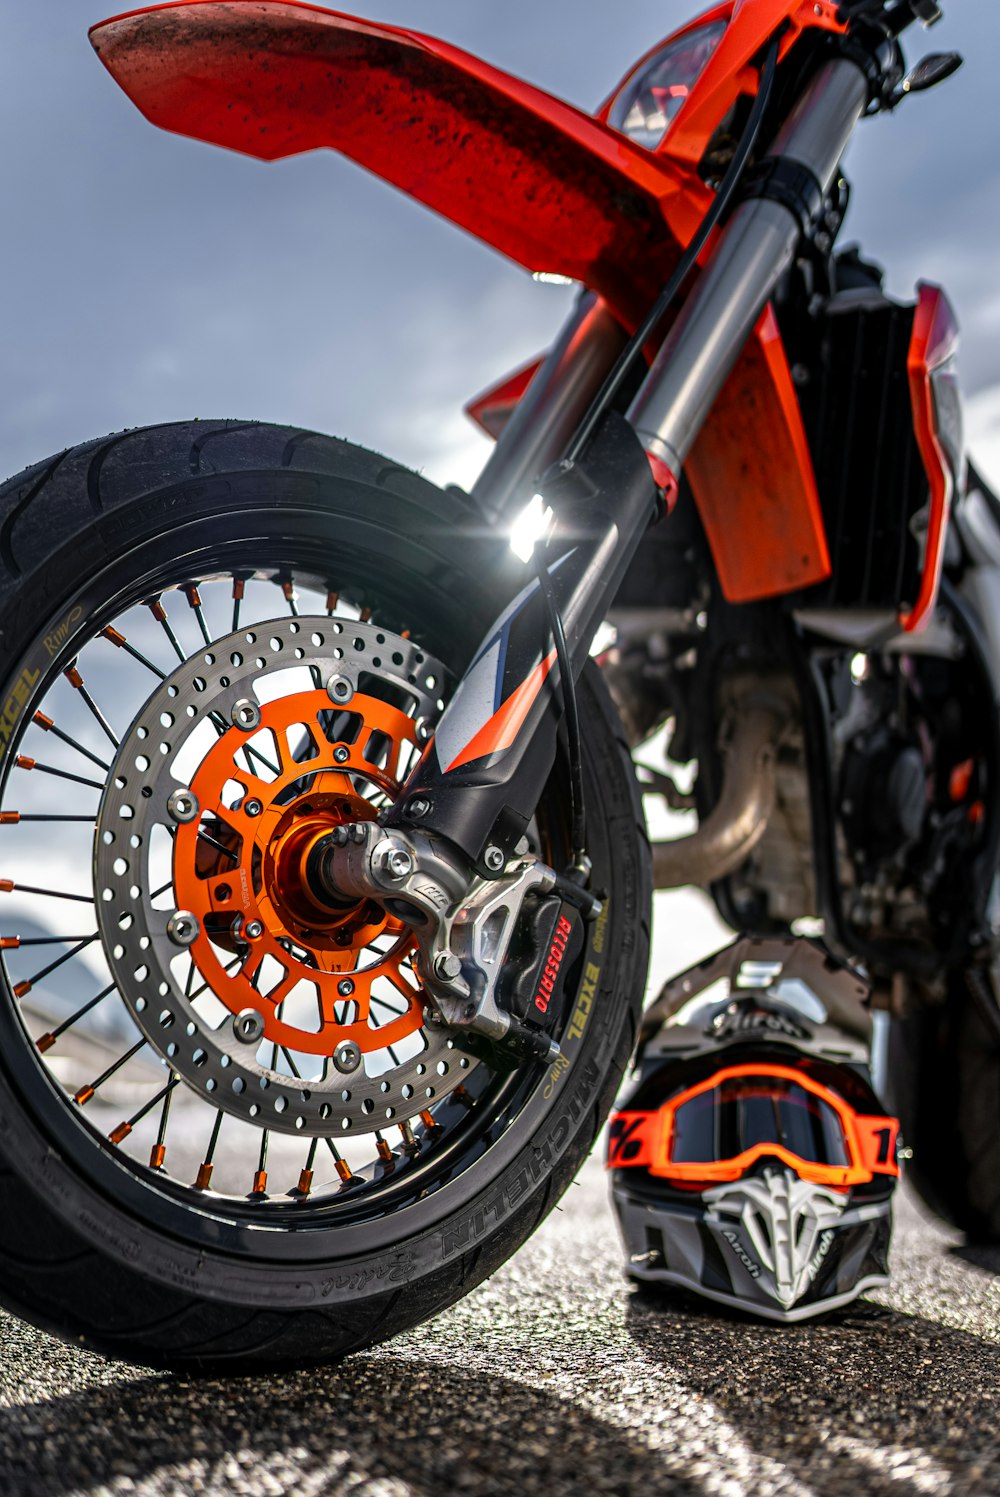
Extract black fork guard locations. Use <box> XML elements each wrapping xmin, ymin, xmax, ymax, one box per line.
<box><xmin>383</xmin><ymin>411</ymin><xmax>661</xmax><ymax>872</ymax></box>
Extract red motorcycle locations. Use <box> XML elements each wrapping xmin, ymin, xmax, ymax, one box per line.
<box><xmin>0</xmin><ymin>0</ymin><xmax>989</xmax><ymax>1368</ymax></box>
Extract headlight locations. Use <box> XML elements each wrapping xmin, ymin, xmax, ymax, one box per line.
<box><xmin>608</xmin><ymin>21</ymin><xmax>727</xmax><ymax>151</ymax></box>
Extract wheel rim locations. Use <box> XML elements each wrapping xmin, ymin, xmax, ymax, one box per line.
<box><xmin>0</xmin><ymin>559</ymin><xmax>560</xmax><ymax>1239</ymax></box>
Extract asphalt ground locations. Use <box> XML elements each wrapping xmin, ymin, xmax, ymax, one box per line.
<box><xmin>0</xmin><ymin>1150</ymin><xmax>997</xmax><ymax>1497</ymax></box>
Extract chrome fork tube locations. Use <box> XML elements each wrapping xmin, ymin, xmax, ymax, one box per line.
<box><xmin>471</xmin><ymin>292</ymin><xmax>629</xmax><ymax>524</ymax></box>
<box><xmin>628</xmin><ymin>59</ymin><xmax>870</xmax><ymax>477</ymax></box>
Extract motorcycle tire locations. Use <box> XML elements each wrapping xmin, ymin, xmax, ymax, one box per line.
<box><xmin>0</xmin><ymin>420</ymin><xmax>651</xmax><ymax>1370</ymax></box>
<box><xmin>886</xmin><ymin>977</ymin><xmax>1000</xmax><ymax>1241</ymax></box>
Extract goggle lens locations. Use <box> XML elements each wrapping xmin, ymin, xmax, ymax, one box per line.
<box><xmin>608</xmin><ymin>1064</ymin><xmax>899</xmax><ymax>1187</ymax></box>
<box><xmin>672</xmin><ymin>1077</ymin><xmax>851</xmax><ymax>1168</ymax></box>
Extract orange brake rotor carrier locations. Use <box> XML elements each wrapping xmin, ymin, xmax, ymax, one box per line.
<box><xmin>173</xmin><ymin>689</ymin><xmax>424</xmax><ymax>1056</ymax></box>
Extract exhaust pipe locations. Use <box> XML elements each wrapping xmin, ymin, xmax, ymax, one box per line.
<box><xmin>651</xmin><ymin>688</ymin><xmax>790</xmax><ymax>890</ymax></box>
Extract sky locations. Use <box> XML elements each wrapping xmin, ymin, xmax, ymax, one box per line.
<box><xmin>1</xmin><ymin>1</ymin><xmax>999</xmax><ymax>494</ymax></box>
<box><xmin>0</xmin><ymin>1</ymin><xmax>996</xmax><ymax>992</ymax></box>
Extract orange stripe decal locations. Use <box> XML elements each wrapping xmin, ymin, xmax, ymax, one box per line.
<box><xmin>446</xmin><ymin>648</ymin><xmax>558</xmax><ymax>773</ymax></box>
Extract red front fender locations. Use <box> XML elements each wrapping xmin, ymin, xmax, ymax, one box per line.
<box><xmin>90</xmin><ymin>0</ymin><xmax>710</xmax><ymax>324</ymax></box>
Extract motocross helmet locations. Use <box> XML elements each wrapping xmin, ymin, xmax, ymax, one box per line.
<box><xmin>608</xmin><ymin>937</ymin><xmax>901</xmax><ymax>1323</ymax></box>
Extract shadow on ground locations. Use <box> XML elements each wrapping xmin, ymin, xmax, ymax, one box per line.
<box><xmin>0</xmin><ymin>1296</ymin><xmax>997</xmax><ymax>1496</ymax></box>
<box><xmin>626</xmin><ymin>1289</ymin><xmax>1000</xmax><ymax>1494</ymax></box>
<box><xmin>1</xmin><ymin>1350</ymin><xmax>697</xmax><ymax>1497</ymax></box>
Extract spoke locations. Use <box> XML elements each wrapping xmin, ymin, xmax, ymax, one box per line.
<box><xmin>0</xmin><ymin>812</ymin><xmax>96</xmax><ymax>825</ymax></box>
<box><xmin>74</xmin><ymin>1037</ymin><xmax>148</xmax><ymax>1106</ymax></box>
<box><xmin>36</xmin><ymin>980</ymin><xmax>117</xmax><ymax>1053</ymax></box>
<box><xmin>10</xmin><ymin>932</ymin><xmax>100</xmax><ymax>998</ymax></box>
<box><xmin>64</xmin><ymin>665</ymin><xmax>118</xmax><ymax>748</ymax></box>
<box><xmin>325</xmin><ymin>590</ymin><xmax>338</xmax><ymax>617</ymax></box>
<box><xmin>185</xmin><ymin>586</ymin><xmax>213</xmax><ymax>647</ymax></box>
<box><xmin>101</xmin><ymin>626</ymin><xmax>167</xmax><ymax>681</ymax></box>
<box><xmin>232</xmin><ymin>577</ymin><xmax>245</xmax><ymax>633</ymax></box>
<box><xmin>241</xmin><ymin>740</ymin><xmax>281</xmax><ymax>779</ymax></box>
<box><xmin>281</xmin><ymin>580</ymin><xmax>299</xmax><ymax>617</ymax></box>
<box><xmin>148</xmin><ymin>599</ymin><xmax>186</xmax><ymax>665</ymax></box>
<box><xmin>370</xmin><ymin>993</ymin><xmax>406</xmax><ymax>1021</ymax></box>
<box><xmin>359</xmin><ymin>606</ymin><xmax>373</xmax><ymax>624</ymax></box>
<box><xmin>375</xmin><ymin>1129</ymin><xmax>394</xmax><ymax>1165</ymax></box>
<box><xmin>32</xmin><ymin>713</ymin><xmax>110</xmax><ymax>772</ymax></box>
<box><xmin>196</xmin><ymin>1109</ymin><xmax>225</xmax><ymax>1190</ymax></box>
<box><xmin>109</xmin><ymin>1075</ymin><xmax>179</xmax><ymax>1150</ymax></box>
<box><xmin>150</xmin><ymin>878</ymin><xmax>173</xmax><ymax>901</ymax></box>
<box><xmin>15</xmin><ymin>756</ymin><xmax>104</xmax><ymax>792</ymax></box>
<box><xmin>149</xmin><ymin>1072</ymin><xmax>177</xmax><ymax>1169</ymax></box>
<box><xmin>281</xmin><ymin>1046</ymin><xmax>304</xmax><ymax>1079</ymax></box>
<box><xmin>297</xmin><ymin>1136</ymin><xmax>320</xmax><ymax>1196</ymax></box>
<box><xmin>196</xmin><ymin>826</ymin><xmax>240</xmax><ymax>863</ymax></box>
<box><xmin>2</xmin><ymin>934</ymin><xmax>94</xmax><ymax>948</ymax></box>
<box><xmin>323</xmin><ymin>1135</ymin><xmax>356</xmax><ymax>1184</ymax></box>
<box><xmin>187</xmin><ymin>955</ymin><xmax>243</xmax><ymax>1004</ymax></box>
<box><xmin>1</xmin><ymin>879</ymin><xmax>93</xmax><ymax>904</ymax></box>
<box><xmin>252</xmin><ymin>1128</ymin><xmax>270</xmax><ymax>1196</ymax></box>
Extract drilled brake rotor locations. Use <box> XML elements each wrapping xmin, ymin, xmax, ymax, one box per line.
<box><xmin>94</xmin><ymin>616</ymin><xmax>478</xmax><ymax>1136</ymax></box>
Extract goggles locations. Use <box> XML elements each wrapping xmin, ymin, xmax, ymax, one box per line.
<box><xmin>608</xmin><ymin>1063</ymin><xmax>900</xmax><ymax>1188</ymax></box>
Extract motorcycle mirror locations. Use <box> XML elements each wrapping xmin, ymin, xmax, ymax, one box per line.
<box><xmin>901</xmin><ymin>52</ymin><xmax>963</xmax><ymax>93</ymax></box>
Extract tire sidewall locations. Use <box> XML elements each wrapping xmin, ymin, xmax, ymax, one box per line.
<box><xmin>0</xmin><ymin>467</ymin><xmax>648</xmax><ymax>1315</ymax></box>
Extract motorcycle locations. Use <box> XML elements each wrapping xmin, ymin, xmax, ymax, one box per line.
<box><xmin>0</xmin><ymin>0</ymin><xmax>990</xmax><ymax>1369</ymax></box>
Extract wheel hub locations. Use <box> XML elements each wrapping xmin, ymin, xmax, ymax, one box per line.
<box><xmin>93</xmin><ymin>615</ymin><xmax>476</xmax><ymax>1136</ymax></box>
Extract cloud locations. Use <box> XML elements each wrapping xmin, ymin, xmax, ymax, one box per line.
<box><xmin>2</xmin><ymin>1</ymin><xmax>997</xmax><ymax>486</ymax></box>
<box><xmin>968</xmin><ymin>386</ymin><xmax>1000</xmax><ymax>491</ymax></box>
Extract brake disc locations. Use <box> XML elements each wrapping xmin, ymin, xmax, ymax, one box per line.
<box><xmin>93</xmin><ymin>615</ymin><xmax>477</xmax><ymax>1136</ymax></box>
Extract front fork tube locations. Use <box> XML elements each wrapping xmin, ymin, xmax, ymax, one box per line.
<box><xmin>388</xmin><ymin>56</ymin><xmax>870</xmax><ymax>874</ymax></box>
<box><xmin>384</xmin><ymin>410</ymin><xmax>661</xmax><ymax>870</ymax></box>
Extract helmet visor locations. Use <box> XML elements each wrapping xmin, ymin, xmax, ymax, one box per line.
<box><xmin>608</xmin><ymin>1063</ymin><xmax>899</xmax><ymax>1186</ymax></box>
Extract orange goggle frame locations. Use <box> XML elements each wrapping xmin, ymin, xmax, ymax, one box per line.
<box><xmin>607</xmin><ymin>1063</ymin><xmax>900</xmax><ymax>1188</ymax></box>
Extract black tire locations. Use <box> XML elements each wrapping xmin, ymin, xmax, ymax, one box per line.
<box><xmin>0</xmin><ymin>421</ymin><xmax>650</xmax><ymax>1369</ymax></box>
<box><xmin>886</xmin><ymin>977</ymin><xmax>1000</xmax><ymax>1241</ymax></box>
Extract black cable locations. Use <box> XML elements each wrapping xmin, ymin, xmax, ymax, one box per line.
<box><xmin>565</xmin><ymin>35</ymin><xmax>781</xmax><ymax>466</ymax></box>
<box><xmin>535</xmin><ymin>548</ymin><xmax>587</xmax><ymax>866</ymax></box>
<box><xmin>529</xmin><ymin>37</ymin><xmax>782</xmax><ymax>872</ymax></box>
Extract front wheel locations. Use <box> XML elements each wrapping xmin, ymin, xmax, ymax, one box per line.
<box><xmin>887</xmin><ymin>974</ymin><xmax>1000</xmax><ymax>1241</ymax></box>
<box><xmin>0</xmin><ymin>421</ymin><xmax>650</xmax><ymax>1369</ymax></box>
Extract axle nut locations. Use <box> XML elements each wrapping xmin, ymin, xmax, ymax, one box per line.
<box><xmin>385</xmin><ymin>846</ymin><xmax>413</xmax><ymax>880</ymax></box>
